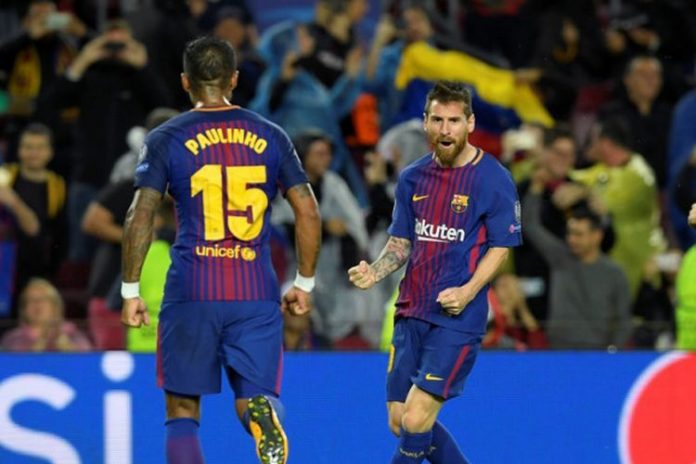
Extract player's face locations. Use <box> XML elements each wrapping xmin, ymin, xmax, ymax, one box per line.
<box><xmin>18</xmin><ymin>133</ymin><xmax>52</xmax><ymax>171</ymax></box>
<box><xmin>566</xmin><ymin>218</ymin><xmax>601</xmax><ymax>258</ymax></box>
<box><xmin>424</xmin><ymin>100</ymin><xmax>474</xmax><ymax>167</ymax></box>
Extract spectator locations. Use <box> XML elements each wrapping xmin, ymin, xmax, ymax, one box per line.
<box><xmin>0</xmin><ymin>123</ymin><xmax>66</xmax><ymax>314</ymax></box>
<box><xmin>365</xmin><ymin>4</ymin><xmax>435</xmax><ymax>130</ymax></box>
<box><xmin>0</xmin><ymin>0</ymin><xmax>87</xmax><ymax>162</ymax></box>
<box><xmin>1</xmin><ymin>278</ymin><xmax>91</xmax><ymax>351</ymax></box>
<box><xmin>80</xmin><ymin>179</ymin><xmax>132</xmax><ymax>349</ymax></box>
<box><xmin>571</xmin><ymin>118</ymin><xmax>665</xmax><ymax>298</ymax></box>
<box><xmin>514</xmin><ymin>126</ymin><xmax>577</xmax><ymax>322</ymax></box>
<box><xmin>599</xmin><ymin>55</ymin><xmax>671</xmax><ymax>189</ymax></box>
<box><xmin>109</xmin><ymin>107</ymin><xmax>179</xmax><ymax>184</ymax></box>
<box><xmin>523</xmin><ymin>170</ymin><xmax>632</xmax><ymax>350</ymax></box>
<box><xmin>38</xmin><ymin>18</ymin><xmax>170</xmax><ymax>263</ymax></box>
<box><xmin>676</xmin><ymin>244</ymin><xmax>696</xmax><ymax>350</ymax></box>
<box><xmin>668</xmin><ymin>90</ymin><xmax>696</xmax><ymax>249</ymax></box>
<box><xmin>491</xmin><ymin>273</ymin><xmax>547</xmax><ymax>349</ymax></box>
<box><xmin>251</xmin><ymin>21</ymin><xmax>367</xmax><ymax>206</ymax></box>
<box><xmin>272</xmin><ymin>130</ymin><xmax>379</xmax><ymax>346</ymax></box>
<box><xmin>212</xmin><ymin>6</ymin><xmax>265</xmax><ymax>106</ymax></box>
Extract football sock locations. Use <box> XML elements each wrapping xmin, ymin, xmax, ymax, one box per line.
<box><xmin>427</xmin><ymin>421</ymin><xmax>469</xmax><ymax>463</ymax></box>
<box><xmin>391</xmin><ymin>428</ymin><xmax>432</xmax><ymax>463</ymax></box>
<box><xmin>165</xmin><ymin>418</ymin><xmax>204</xmax><ymax>464</ymax></box>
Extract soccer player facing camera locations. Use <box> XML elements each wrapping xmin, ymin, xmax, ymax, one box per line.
<box><xmin>121</xmin><ymin>36</ymin><xmax>320</xmax><ymax>464</ymax></box>
<box><xmin>349</xmin><ymin>81</ymin><xmax>522</xmax><ymax>463</ymax></box>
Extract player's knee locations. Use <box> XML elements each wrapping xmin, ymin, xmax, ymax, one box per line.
<box><xmin>401</xmin><ymin>409</ymin><xmax>431</xmax><ymax>434</ymax></box>
<box><xmin>388</xmin><ymin>415</ymin><xmax>402</xmax><ymax>437</ymax></box>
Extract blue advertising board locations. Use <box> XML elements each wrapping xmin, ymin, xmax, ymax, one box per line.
<box><xmin>1</xmin><ymin>352</ymin><xmax>695</xmax><ymax>464</ymax></box>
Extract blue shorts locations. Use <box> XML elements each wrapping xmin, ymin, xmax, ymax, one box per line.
<box><xmin>157</xmin><ymin>300</ymin><xmax>283</xmax><ymax>399</ymax></box>
<box><xmin>387</xmin><ymin>317</ymin><xmax>481</xmax><ymax>402</ymax></box>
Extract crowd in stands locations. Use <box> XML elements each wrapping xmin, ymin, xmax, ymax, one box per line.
<box><xmin>0</xmin><ymin>0</ymin><xmax>695</xmax><ymax>352</ymax></box>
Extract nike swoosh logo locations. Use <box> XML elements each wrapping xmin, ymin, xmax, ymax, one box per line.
<box><xmin>425</xmin><ymin>373</ymin><xmax>444</xmax><ymax>381</ymax></box>
<box><xmin>412</xmin><ymin>194</ymin><xmax>429</xmax><ymax>202</ymax></box>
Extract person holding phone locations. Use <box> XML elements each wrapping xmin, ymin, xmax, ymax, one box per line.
<box><xmin>39</xmin><ymin>18</ymin><xmax>170</xmax><ymax>265</ymax></box>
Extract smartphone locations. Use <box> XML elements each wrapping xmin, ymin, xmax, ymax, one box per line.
<box><xmin>44</xmin><ymin>12</ymin><xmax>71</xmax><ymax>31</ymax></box>
<box><xmin>103</xmin><ymin>41</ymin><xmax>126</xmax><ymax>53</ymax></box>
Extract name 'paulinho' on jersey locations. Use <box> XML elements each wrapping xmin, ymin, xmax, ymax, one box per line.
<box><xmin>388</xmin><ymin>149</ymin><xmax>522</xmax><ymax>336</ymax></box>
<box><xmin>134</xmin><ymin>106</ymin><xmax>308</xmax><ymax>303</ymax></box>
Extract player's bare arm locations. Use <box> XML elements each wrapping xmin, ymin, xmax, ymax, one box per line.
<box><xmin>689</xmin><ymin>203</ymin><xmax>696</xmax><ymax>228</ymax></box>
<box><xmin>348</xmin><ymin>236</ymin><xmax>412</xmax><ymax>290</ymax></box>
<box><xmin>283</xmin><ymin>183</ymin><xmax>321</xmax><ymax>315</ymax></box>
<box><xmin>120</xmin><ymin>187</ymin><xmax>161</xmax><ymax>327</ymax></box>
<box><xmin>438</xmin><ymin>247</ymin><xmax>509</xmax><ymax>315</ymax></box>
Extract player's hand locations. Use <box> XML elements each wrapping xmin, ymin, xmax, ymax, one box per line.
<box><xmin>282</xmin><ymin>287</ymin><xmax>312</xmax><ymax>316</ymax></box>
<box><xmin>121</xmin><ymin>297</ymin><xmax>150</xmax><ymax>328</ymax></box>
<box><xmin>689</xmin><ymin>203</ymin><xmax>696</xmax><ymax>228</ymax></box>
<box><xmin>348</xmin><ymin>260</ymin><xmax>377</xmax><ymax>290</ymax></box>
<box><xmin>437</xmin><ymin>284</ymin><xmax>476</xmax><ymax>316</ymax></box>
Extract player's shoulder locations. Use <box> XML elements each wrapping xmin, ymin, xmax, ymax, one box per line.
<box><xmin>477</xmin><ymin>151</ymin><xmax>515</xmax><ymax>182</ymax></box>
<box><xmin>234</xmin><ymin>107</ymin><xmax>292</xmax><ymax>140</ymax></box>
<box><xmin>399</xmin><ymin>153</ymin><xmax>433</xmax><ymax>179</ymax></box>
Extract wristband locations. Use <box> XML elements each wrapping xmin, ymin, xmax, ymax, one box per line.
<box><xmin>293</xmin><ymin>272</ymin><xmax>315</xmax><ymax>292</ymax></box>
<box><xmin>121</xmin><ymin>282</ymin><xmax>140</xmax><ymax>299</ymax></box>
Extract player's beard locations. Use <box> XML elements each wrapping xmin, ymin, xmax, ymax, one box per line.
<box><xmin>432</xmin><ymin>135</ymin><xmax>467</xmax><ymax>167</ymax></box>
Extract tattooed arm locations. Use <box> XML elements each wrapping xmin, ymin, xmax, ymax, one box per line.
<box><xmin>348</xmin><ymin>236</ymin><xmax>412</xmax><ymax>290</ymax></box>
<box><xmin>121</xmin><ymin>187</ymin><xmax>161</xmax><ymax>327</ymax></box>
<box><xmin>281</xmin><ymin>183</ymin><xmax>321</xmax><ymax>315</ymax></box>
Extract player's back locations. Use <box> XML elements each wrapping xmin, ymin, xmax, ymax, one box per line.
<box><xmin>136</xmin><ymin>106</ymin><xmax>307</xmax><ymax>303</ymax></box>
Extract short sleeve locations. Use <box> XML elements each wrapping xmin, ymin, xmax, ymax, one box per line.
<box><xmin>134</xmin><ymin>129</ymin><xmax>169</xmax><ymax>194</ymax></box>
<box><xmin>387</xmin><ymin>170</ymin><xmax>414</xmax><ymax>241</ymax></box>
<box><xmin>276</xmin><ymin>130</ymin><xmax>308</xmax><ymax>193</ymax></box>
<box><xmin>485</xmin><ymin>167</ymin><xmax>523</xmax><ymax>247</ymax></box>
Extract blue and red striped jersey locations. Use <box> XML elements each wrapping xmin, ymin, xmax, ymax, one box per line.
<box><xmin>134</xmin><ymin>106</ymin><xmax>307</xmax><ymax>303</ymax></box>
<box><xmin>388</xmin><ymin>149</ymin><xmax>522</xmax><ymax>335</ymax></box>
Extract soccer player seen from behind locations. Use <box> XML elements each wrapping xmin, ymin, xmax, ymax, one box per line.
<box><xmin>120</xmin><ymin>36</ymin><xmax>321</xmax><ymax>464</ymax></box>
<box><xmin>349</xmin><ymin>81</ymin><xmax>522</xmax><ymax>463</ymax></box>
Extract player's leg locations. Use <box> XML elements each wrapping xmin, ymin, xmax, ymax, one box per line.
<box><xmin>414</xmin><ymin>326</ymin><xmax>480</xmax><ymax>464</ymax></box>
<box><xmin>222</xmin><ymin>301</ymin><xmax>287</xmax><ymax>464</ymax></box>
<box><xmin>386</xmin><ymin>318</ymin><xmax>436</xmax><ymax>463</ymax></box>
<box><xmin>165</xmin><ymin>392</ymin><xmax>203</xmax><ymax>464</ymax></box>
<box><xmin>158</xmin><ymin>302</ymin><xmax>225</xmax><ymax>464</ymax></box>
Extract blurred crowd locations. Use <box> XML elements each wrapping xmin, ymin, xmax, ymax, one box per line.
<box><xmin>0</xmin><ymin>0</ymin><xmax>695</xmax><ymax>353</ymax></box>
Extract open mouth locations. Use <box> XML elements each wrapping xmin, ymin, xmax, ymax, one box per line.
<box><xmin>438</xmin><ymin>140</ymin><xmax>454</xmax><ymax>148</ymax></box>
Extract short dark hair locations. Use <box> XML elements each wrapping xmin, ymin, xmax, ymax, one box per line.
<box><xmin>569</xmin><ymin>206</ymin><xmax>604</xmax><ymax>231</ymax></box>
<box><xmin>183</xmin><ymin>36</ymin><xmax>237</xmax><ymax>91</ymax></box>
<box><xmin>543</xmin><ymin>124</ymin><xmax>574</xmax><ymax>148</ymax></box>
<box><xmin>597</xmin><ymin>118</ymin><xmax>632</xmax><ymax>150</ymax></box>
<box><xmin>20</xmin><ymin>122</ymin><xmax>53</xmax><ymax>144</ymax></box>
<box><xmin>293</xmin><ymin>130</ymin><xmax>333</xmax><ymax>162</ymax></box>
<box><xmin>424</xmin><ymin>81</ymin><xmax>473</xmax><ymax>117</ymax></box>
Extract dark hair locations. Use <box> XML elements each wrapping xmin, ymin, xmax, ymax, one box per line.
<box><xmin>543</xmin><ymin>124</ymin><xmax>574</xmax><ymax>148</ymax></box>
<box><xmin>568</xmin><ymin>206</ymin><xmax>604</xmax><ymax>231</ymax></box>
<box><xmin>424</xmin><ymin>81</ymin><xmax>473</xmax><ymax>117</ymax></box>
<box><xmin>293</xmin><ymin>130</ymin><xmax>333</xmax><ymax>162</ymax></box>
<box><xmin>20</xmin><ymin>122</ymin><xmax>53</xmax><ymax>144</ymax></box>
<box><xmin>183</xmin><ymin>36</ymin><xmax>237</xmax><ymax>91</ymax></box>
<box><xmin>597</xmin><ymin>118</ymin><xmax>632</xmax><ymax>150</ymax></box>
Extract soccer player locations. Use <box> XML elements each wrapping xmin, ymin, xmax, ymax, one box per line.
<box><xmin>349</xmin><ymin>81</ymin><xmax>522</xmax><ymax>464</ymax></box>
<box><xmin>120</xmin><ymin>36</ymin><xmax>321</xmax><ymax>464</ymax></box>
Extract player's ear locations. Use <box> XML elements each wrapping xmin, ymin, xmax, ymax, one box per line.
<box><xmin>181</xmin><ymin>73</ymin><xmax>191</xmax><ymax>92</ymax></box>
<box><xmin>467</xmin><ymin>113</ymin><xmax>476</xmax><ymax>133</ymax></box>
<box><xmin>229</xmin><ymin>71</ymin><xmax>239</xmax><ymax>92</ymax></box>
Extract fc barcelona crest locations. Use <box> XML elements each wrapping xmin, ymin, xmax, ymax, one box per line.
<box><xmin>451</xmin><ymin>194</ymin><xmax>469</xmax><ymax>213</ymax></box>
